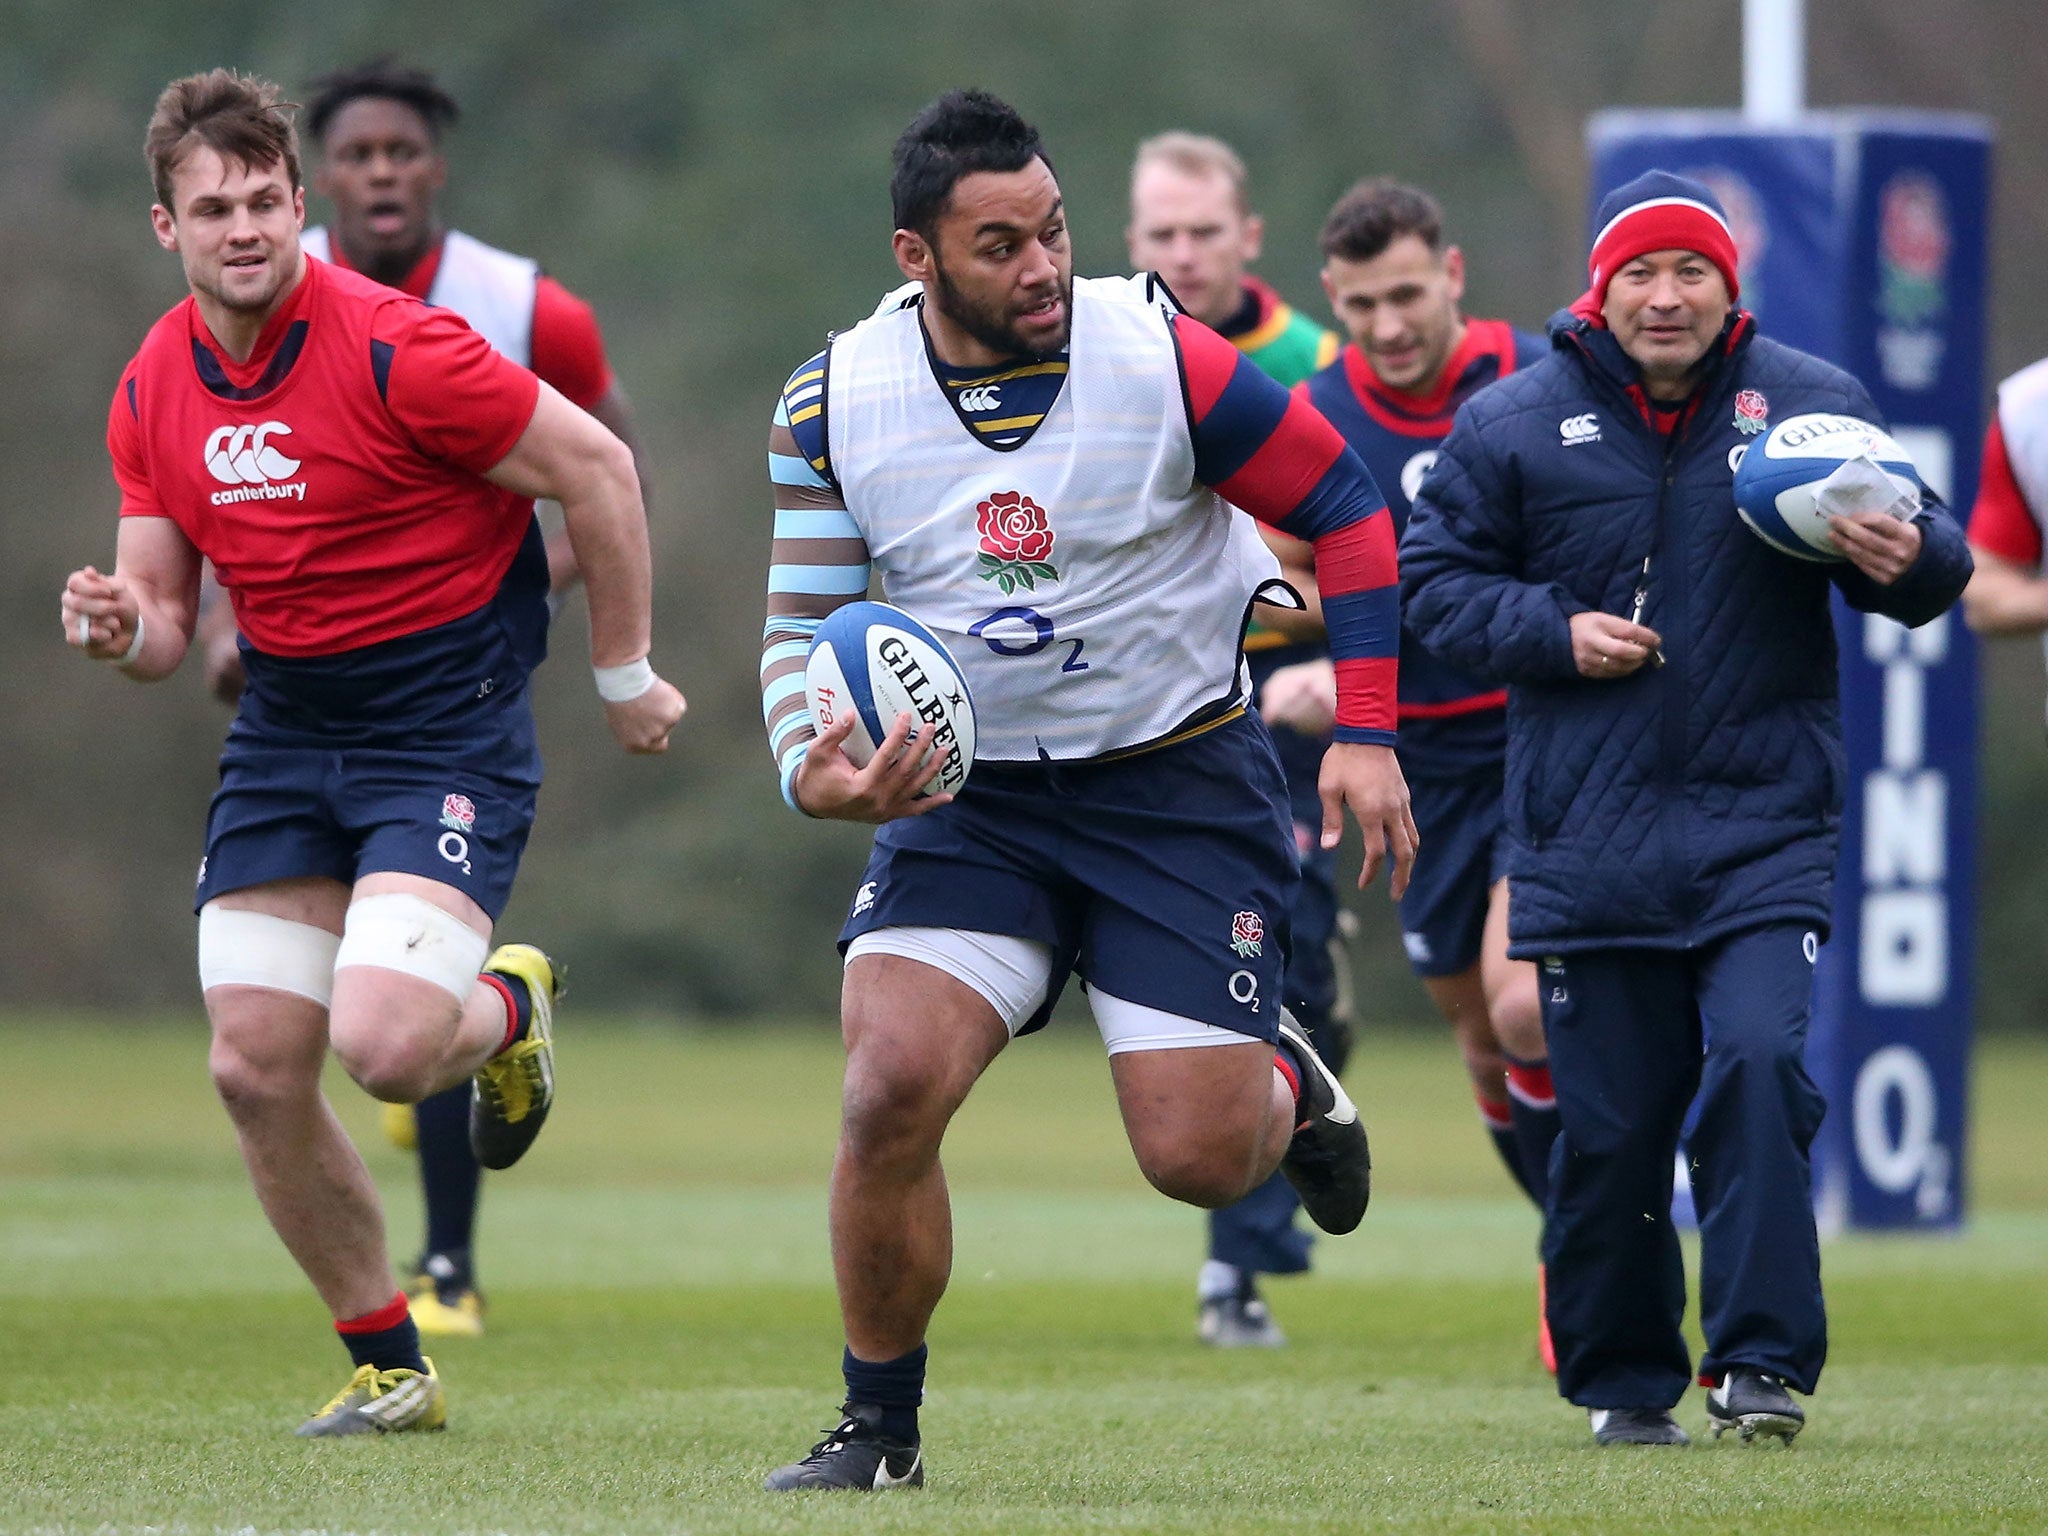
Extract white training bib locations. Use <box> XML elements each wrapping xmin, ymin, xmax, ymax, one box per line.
<box><xmin>301</xmin><ymin>227</ymin><xmax>538</xmax><ymax>367</ymax></box>
<box><xmin>1995</xmin><ymin>357</ymin><xmax>2048</xmax><ymax>718</ymax></box>
<box><xmin>825</xmin><ymin>275</ymin><xmax>1279</xmax><ymax>762</ymax></box>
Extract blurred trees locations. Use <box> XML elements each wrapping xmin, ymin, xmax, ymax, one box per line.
<box><xmin>4</xmin><ymin>0</ymin><xmax>2045</xmax><ymax>1030</ymax></box>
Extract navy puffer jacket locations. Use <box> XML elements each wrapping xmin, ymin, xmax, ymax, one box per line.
<box><xmin>1401</xmin><ymin>310</ymin><xmax>1972</xmax><ymax>956</ymax></box>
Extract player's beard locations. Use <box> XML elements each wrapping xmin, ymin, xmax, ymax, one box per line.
<box><xmin>930</xmin><ymin>258</ymin><xmax>1071</xmax><ymax>362</ymax></box>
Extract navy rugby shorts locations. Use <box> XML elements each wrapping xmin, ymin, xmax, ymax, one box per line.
<box><xmin>840</xmin><ymin>711</ymin><xmax>1298</xmax><ymax>1043</ymax></box>
<box><xmin>193</xmin><ymin>702</ymin><xmax>541</xmax><ymax>921</ymax></box>
<box><xmin>1396</xmin><ymin>761</ymin><xmax>1509</xmax><ymax>979</ymax></box>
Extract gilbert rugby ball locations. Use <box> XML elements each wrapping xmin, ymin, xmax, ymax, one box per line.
<box><xmin>804</xmin><ymin>601</ymin><xmax>976</xmax><ymax>796</ymax></box>
<box><xmin>1733</xmin><ymin>411</ymin><xmax>1921</xmax><ymax>563</ymax></box>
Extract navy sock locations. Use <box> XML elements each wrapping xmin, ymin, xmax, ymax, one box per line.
<box><xmin>1478</xmin><ymin>1092</ymin><xmax>1539</xmax><ymax>1204</ymax></box>
<box><xmin>416</xmin><ymin>1084</ymin><xmax>483</xmax><ymax>1267</ymax></box>
<box><xmin>1504</xmin><ymin>1055</ymin><xmax>1562</xmax><ymax>1209</ymax></box>
<box><xmin>337</xmin><ymin>1294</ymin><xmax>427</xmax><ymax>1373</ymax></box>
<box><xmin>482</xmin><ymin>970</ymin><xmax>533</xmax><ymax>1052</ymax></box>
<box><xmin>842</xmin><ymin>1344</ymin><xmax>925</xmax><ymax>1443</ymax></box>
<box><xmin>1273</xmin><ymin>1037</ymin><xmax>1313</xmax><ymax>1123</ymax></box>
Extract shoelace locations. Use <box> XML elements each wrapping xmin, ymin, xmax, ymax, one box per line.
<box><xmin>314</xmin><ymin>1364</ymin><xmax>385</xmax><ymax>1417</ymax></box>
<box><xmin>800</xmin><ymin>1417</ymin><xmax>869</xmax><ymax>1463</ymax></box>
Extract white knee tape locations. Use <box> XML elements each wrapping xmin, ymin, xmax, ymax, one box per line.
<box><xmin>197</xmin><ymin>903</ymin><xmax>342</xmax><ymax>1007</ymax></box>
<box><xmin>334</xmin><ymin>893</ymin><xmax>490</xmax><ymax>1001</ymax></box>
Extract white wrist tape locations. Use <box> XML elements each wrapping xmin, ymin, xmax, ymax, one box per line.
<box><xmin>198</xmin><ymin>903</ymin><xmax>342</xmax><ymax>1007</ymax></box>
<box><xmin>334</xmin><ymin>892</ymin><xmax>491</xmax><ymax>1001</ymax></box>
<box><xmin>104</xmin><ymin>611</ymin><xmax>145</xmax><ymax>665</ymax></box>
<box><xmin>594</xmin><ymin>655</ymin><xmax>656</xmax><ymax>703</ymax></box>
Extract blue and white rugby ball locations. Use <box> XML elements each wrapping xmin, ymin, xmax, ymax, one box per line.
<box><xmin>804</xmin><ymin>601</ymin><xmax>975</xmax><ymax>796</ymax></box>
<box><xmin>1733</xmin><ymin>412</ymin><xmax>1921</xmax><ymax>563</ymax></box>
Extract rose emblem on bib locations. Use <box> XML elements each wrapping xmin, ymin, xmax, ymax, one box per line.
<box><xmin>976</xmin><ymin>490</ymin><xmax>1060</xmax><ymax>594</ymax></box>
<box><xmin>1230</xmin><ymin>910</ymin><xmax>1265</xmax><ymax>959</ymax></box>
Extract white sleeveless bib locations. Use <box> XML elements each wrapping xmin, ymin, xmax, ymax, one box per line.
<box><xmin>825</xmin><ymin>275</ymin><xmax>1279</xmax><ymax>762</ymax></box>
<box><xmin>301</xmin><ymin>227</ymin><xmax>537</xmax><ymax>366</ymax></box>
<box><xmin>1995</xmin><ymin>357</ymin><xmax>2048</xmax><ymax>715</ymax></box>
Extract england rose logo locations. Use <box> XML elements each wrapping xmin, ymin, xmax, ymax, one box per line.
<box><xmin>1230</xmin><ymin>910</ymin><xmax>1264</xmax><ymax>959</ymax></box>
<box><xmin>976</xmin><ymin>490</ymin><xmax>1060</xmax><ymax>595</ymax></box>
<box><xmin>1733</xmin><ymin>389</ymin><xmax>1769</xmax><ymax>435</ymax></box>
<box><xmin>440</xmin><ymin>793</ymin><xmax>477</xmax><ymax>832</ymax></box>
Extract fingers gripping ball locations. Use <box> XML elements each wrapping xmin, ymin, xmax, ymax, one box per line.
<box><xmin>804</xmin><ymin>601</ymin><xmax>976</xmax><ymax>797</ymax></box>
<box><xmin>1733</xmin><ymin>412</ymin><xmax>1923</xmax><ymax>563</ymax></box>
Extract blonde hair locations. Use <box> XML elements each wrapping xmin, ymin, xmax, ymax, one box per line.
<box><xmin>1132</xmin><ymin>130</ymin><xmax>1248</xmax><ymax>215</ymax></box>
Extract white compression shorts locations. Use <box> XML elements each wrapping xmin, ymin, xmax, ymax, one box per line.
<box><xmin>333</xmin><ymin>892</ymin><xmax>490</xmax><ymax>1002</ymax></box>
<box><xmin>845</xmin><ymin>926</ymin><xmax>1256</xmax><ymax>1053</ymax></box>
<box><xmin>197</xmin><ymin>903</ymin><xmax>342</xmax><ymax>1007</ymax></box>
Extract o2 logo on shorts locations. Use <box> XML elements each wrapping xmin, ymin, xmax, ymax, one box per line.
<box><xmin>1228</xmin><ymin>970</ymin><xmax>1261</xmax><ymax>1012</ymax></box>
<box><xmin>436</xmin><ymin>793</ymin><xmax>477</xmax><ymax>877</ymax></box>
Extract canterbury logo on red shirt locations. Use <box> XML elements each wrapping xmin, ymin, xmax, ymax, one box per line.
<box><xmin>204</xmin><ymin>422</ymin><xmax>307</xmax><ymax>504</ymax></box>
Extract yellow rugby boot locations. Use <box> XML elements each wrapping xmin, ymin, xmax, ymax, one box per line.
<box><xmin>469</xmin><ymin>944</ymin><xmax>561</xmax><ymax>1170</ymax></box>
<box><xmin>404</xmin><ymin>1254</ymin><xmax>487</xmax><ymax>1339</ymax></box>
<box><xmin>382</xmin><ymin>1102</ymin><xmax>418</xmax><ymax>1151</ymax></box>
<box><xmin>407</xmin><ymin>1285</ymin><xmax>486</xmax><ymax>1338</ymax></box>
<box><xmin>295</xmin><ymin>1358</ymin><xmax>447</xmax><ymax>1437</ymax></box>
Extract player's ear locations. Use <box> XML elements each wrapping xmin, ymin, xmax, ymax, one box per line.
<box><xmin>151</xmin><ymin>203</ymin><xmax>179</xmax><ymax>252</ymax></box>
<box><xmin>1241</xmin><ymin>211</ymin><xmax>1265</xmax><ymax>263</ymax></box>
<box><xmin>1443</xmin><ymin>244</ymin><xmax>1467</xmax><ymax>303</ymax></box>
<box><xmin>293</xmin><ymin>185</ymin><xmax>306</xmax><ymax>229</ymax></box>
<box><xmin>892</xmin><ymin>228</ymin><xmax>934</xmax><ymax>284</ymax></box>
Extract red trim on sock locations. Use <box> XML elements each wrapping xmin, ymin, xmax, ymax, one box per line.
<box><xmin>1505</xmin><ymin>1058</ymin><xmax>1555</xmax><ymax>1109</ymax></box>
<box><xmin>1475</xmin><ymin>1089</ymin><xmax>1513</xmax><ymax>1130</ymax></box>
<box><xmin>1698</xmin><ymin>1371</ymin><xmax>1719</xmax><ymax>1388</ymax></box>
<box><xmin>1273</xmin><ymin>1052</ymin><xmax>1302</xmax><ymax>1116</ymax></box>
<box><xmin>336</xmin><ymin>1291</ymin><xmax>411</xmax><ymax>1335</ymax></box>
<box><xmin>480</xmin><ymin>972</ymin><xmax>519</xmax><ymax>1055</ymax></box>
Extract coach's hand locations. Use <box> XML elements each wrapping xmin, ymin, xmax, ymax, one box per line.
<box><xmin>1571</xmin><ymin>611</ymin><xmax>1662</xmax><ymax>679</ymax></box>
<box><xmin>61</xmin><ymin>565</ymin><xmax>140</xmax><ymax>660</ymax></box>
<box><xmin>1829</xmin><ymin>508</ymin><xmax>1923</xmax><ymax>585</ymax></box>
<box><xmin>794</xmin><ymin>710</ymin><xmax>954</xmax><ymax>823</ymax></box>
<box><xmin>604</xmin><ymin>676</ymin><xmax>687</xmax><ymax>754</ymax></box>
<box><xmin>1320</xmin><ymin>741</ymin><xmax>1418</xmax><ymax>899</ymax></box>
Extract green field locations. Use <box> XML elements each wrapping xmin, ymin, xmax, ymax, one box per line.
<box><xmin>3</xmin><ymin>1016</ymin><xmax>2045</xmax><ymax>1535</ymax></box>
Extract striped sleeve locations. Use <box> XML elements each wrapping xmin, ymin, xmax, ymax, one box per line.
<box><xmin>764</xmin><ymin>350</ymin><xmax>872</xmax><ymax>810</ymax></box>
<box><xmin>1174</xmin><ymin>314</ymin><xmax>1399</xmax><ymax>744</ymax></box>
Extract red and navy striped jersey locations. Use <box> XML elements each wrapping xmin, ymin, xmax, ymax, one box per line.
<box><xmin>1300</xmin><ymin>319</ymin><xmax>1544</xmax><ymax>772</ymax></box>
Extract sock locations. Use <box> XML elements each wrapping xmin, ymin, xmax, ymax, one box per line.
<box><xmin>1273</xmin><ymin>1039</ymin><xmax>1311</xmax><ymax>1126</ymax></box>
<box><xmin>1504</xmin><ymin>1055</ymin><xmax>1562</xmax><ymax>1208</ymax></box>
<box><xmin>842</xmin><ymin>1344</ymin><xmax>926</xmax><ymax>1443</ymax></box>
<box><xmin>336</xmin><ymin>1292</ymin><xmax>427</xmax><ymax>1373</ymax></box>
<box><xmin>1476</xmin><ymin>1088</ymin><xmax>1538</xmax><ymax>1203</ymax></box>
<box><xmin>416</xmin><ymin>1083</ymin><xmax>484</xmax><ymax>1267</ymax></box>
<box><xmin>1198</xmin><ymin>1259</ymin><xmax>1245</xmax><ymax>1303</ymax></box>
<box><xmin>480</xmin><ymin>971</ymin><xmax>532</xmax><ymax>1055</ymax></box>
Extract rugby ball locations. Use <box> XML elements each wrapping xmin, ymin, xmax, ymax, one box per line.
<box><xmin>804</xmin><ymin>601</ymin><xmax>975</xmax><ymax>796</ymax></box>
<box><xmin>1733</xmin><ymin>411</ymin><xmax>1922</xmax><ymax>563</ymax></box>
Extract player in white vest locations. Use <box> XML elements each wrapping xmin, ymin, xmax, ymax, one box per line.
<box><xmin>193</xmin><ymin>58</ymin><xmax>647</xmax><ymax>1341</ymax></box>
<box><xmin>1962</xmin><ymin>356</ymin><xmax>2048</xmax><ymax>713</ymax></box>
<box><xmin>758</xmin><ymin>90</ymin><xmax>1416</xmax><ymax>1492</ymax></box>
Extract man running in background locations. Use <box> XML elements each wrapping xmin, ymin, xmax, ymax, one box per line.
<box><xmin>197</xmin><ymin>57</ymin><xmax>646</xmax><ymax>1339</ymax></box>
<box><xmin>63</xmin><ymin>69</ymin><xmax>681</xmax><ymax>1434</ymax></box>
<box><xmin>1285</xmin><ymin>178</ymin><xmax>1558</xmax><ymax>1360</ymax></box>
<box><xmin>1127</xmin><ymin>131</ymin><xmax>1348</xmax><ymax>1349</ymax></box>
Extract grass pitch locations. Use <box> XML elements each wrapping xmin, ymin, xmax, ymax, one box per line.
<box><xmin>2</xmin><ymin>1015</ymin><xmax>2045</xmax><ymax>1535</ymax></box>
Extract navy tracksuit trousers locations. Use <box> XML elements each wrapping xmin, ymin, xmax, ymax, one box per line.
<box><xmin>1538</xmin><ymin>923</ymin><xmax>1829</xmax><ymax>1409</ymax></box>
